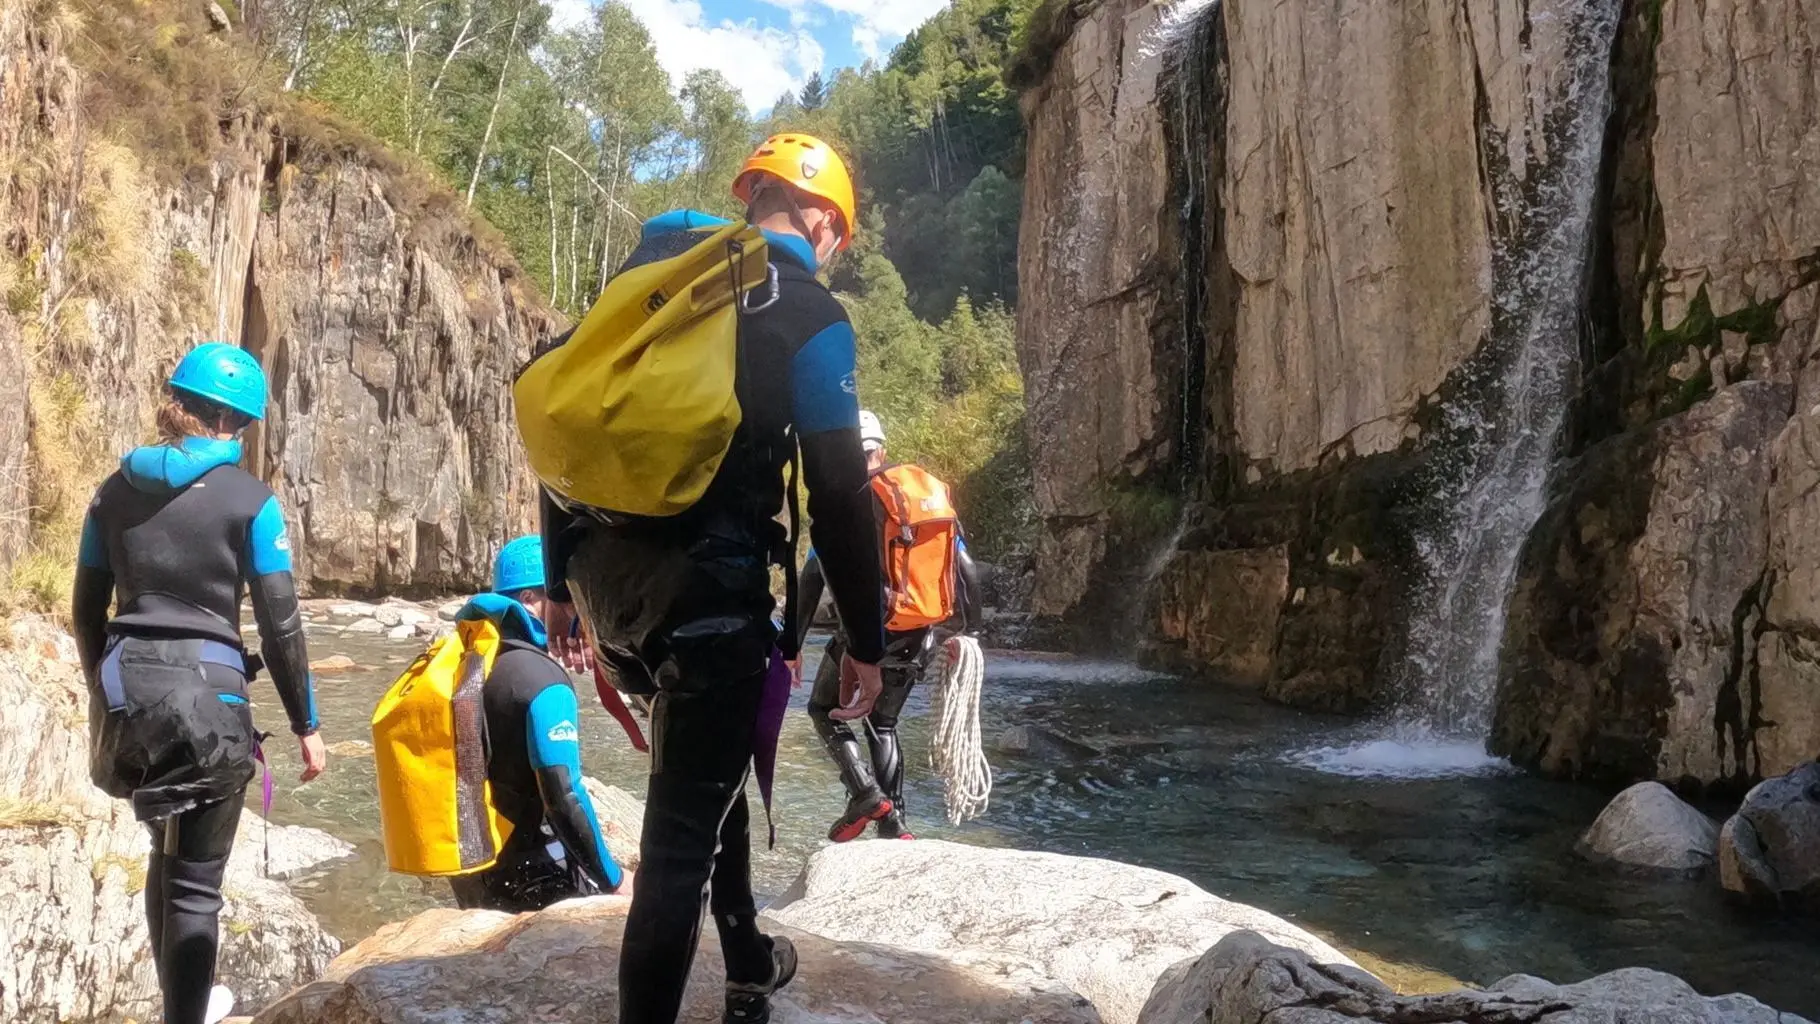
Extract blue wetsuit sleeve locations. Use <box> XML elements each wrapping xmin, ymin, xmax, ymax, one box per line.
<box><xmin>527</xmin><ymin>683</ymin><xmax>623</xmax><ymax>891</ymax></box>
<box><xmin>792</xmin><ymin>316</ymin><xmax>885</xmax><ymax>663</ymax></box>
<box><xmin>248</xmin><ymin>496</ymin><xmax>294</xmax><ymax>575</ymax></box>
<box><xmin>243</xmin><ymin>497</ymin><xmax>317</xmax><ymax>735</ymax></box>
<box><xmin>792</xmin><ymin>322</ymin><xmax>860</xmax><ymax>435</ymax></box>
<box><xmin>78</xmin><ymin>509</ymin><xmax>109</xmax><ymax>570</ymax></box>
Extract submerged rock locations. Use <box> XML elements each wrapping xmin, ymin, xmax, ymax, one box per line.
<box><xmin>766</xmin><ymin>839</ymin><xmax>1352</xmax><ymax>1024</ymax></box>
<box><xmin>373</xmin><ymin>603</ymin><xmax>432</xmax><ymax>629</ymax></box>
<box><xmin>997</xmin><ymin>723</ymin><xmax>1103</xmax><ymax>760</ymax></box>
<box><xmin>1719</xmin><ymin>762</ymin><xmax>1820</xmax><ymax>910</ymax></box>
<box><xmin>252</xmin><ymin>900</ymin><xmax>1101</xmax><ymax>1023</ymax></box>
<box><xmin>1137</xmin><ymin>931</ymin><xmax>1810</xmax><ymax>1024</ymax></box>
<box><xmin>326</xmin><ymin>602</ymin><xmax>379</xmax><ymax>620</ymax></box>
<box><xmin>1576</xmin><ymin>782</ymin><xmax>1718</xmax><ymax>877</ymax></box>
<box><xmin>309</xmin><ymin>655</ymin><xmax>359</xmax><ymax>674</ymax></box>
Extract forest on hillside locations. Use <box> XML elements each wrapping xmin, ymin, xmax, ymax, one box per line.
<box><xmin>226</xmin><ymin>0</ymin><xmax>1043</xmax><ymax>556</ymax></box>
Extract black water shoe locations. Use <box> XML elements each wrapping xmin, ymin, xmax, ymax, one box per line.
<box><xmin>725</xmin><ymin>935</ymin><xmax>798</xmax><ymax>1023</ymax></box>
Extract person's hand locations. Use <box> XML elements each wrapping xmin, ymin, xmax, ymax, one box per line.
<box><xmin>545</xmin><ymin>600</ymin><xmax>595</xmax><ymax>674</ymax></box>
<box><xmin>299</xmin><ymin>732</ymin><xmax>328</xmax><ymax>783</ymax></box>
<box><xmin>830</xmin><ymin>655</ymin><xmax>882</xmax><ymax>722</ymax></box>
<box><xmin>787</xmin><ymin>658</ymin><xmax>802</xmax><ymax>689</ymax></box>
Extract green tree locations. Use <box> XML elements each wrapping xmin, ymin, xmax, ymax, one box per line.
<box><xmin>798</xmin><ymin>71</ymin><xmax>827</xmax><ymax>111</ymax></box>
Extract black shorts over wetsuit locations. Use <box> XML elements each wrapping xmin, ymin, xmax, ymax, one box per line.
<box><xmin>73</xmin><ymin>438</ymin><xmax>317</xmax><ymax>1024</ymax></box>
<box><xmin>542</xmin><ymin>211</ymin><xmax>885</xmax><ymax>1024</ymax></box>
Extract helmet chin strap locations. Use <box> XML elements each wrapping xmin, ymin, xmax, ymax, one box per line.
<box><xmin>757</xmin><ymin>181</ymin><xmax>834</xmax><ymax>255</ymax></box>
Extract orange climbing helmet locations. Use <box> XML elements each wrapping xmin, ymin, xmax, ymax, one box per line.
<box><xmin>732</xmin><ymin>133</ymin><xmax>857</xmax><ymax>250</ymax></box>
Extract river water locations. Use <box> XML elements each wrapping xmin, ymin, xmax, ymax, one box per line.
<box><xmin>260</xmin><ymin>628</ymin><xmax>1818</xmax><ymax>1015</ymax></box>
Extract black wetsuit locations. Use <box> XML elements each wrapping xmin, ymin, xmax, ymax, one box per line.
<box><xmin>445</xmin><ymin>596</ymin><xmax>623</xmax><ymax>912</ymax></box>
<box><xmin>542</xmin><ymin>210</ymin><xmax>885</xmax><ymax>1024</ymax></box>
<box><xmin>799</xmin><ymin>508</ymin><xmax>982</xmax><ymax>836</ymax></box>
<box><xmin>72</xmin><ymin>437</ymin><xmax>317</xmax><ymax>1024</ymax></box>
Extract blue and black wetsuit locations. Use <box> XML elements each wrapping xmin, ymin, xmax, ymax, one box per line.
<box><xmin>71</xmin><ymin>436</ymin><xmax>318</xmax><ymax>1024</ymax></box>
<box><xmin>799</xmin><ymin>511</ymin><xmax>983</xmax><ymax>838</ymax></box>
<box><xmin>541</xmin><ymin>210</ymin><xmax>886</xmax><ymax>1022</ymax></box>
<box><xmin>445</xmin><ymin>594</ymin><xmax>623</xmax><ymax>912</ymax></box>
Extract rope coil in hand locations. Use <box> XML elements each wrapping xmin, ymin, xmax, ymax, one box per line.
<box><xmin>927</xmin><ymin>634</ymin><xmax>990</xmax><ymax>825</ymax></box>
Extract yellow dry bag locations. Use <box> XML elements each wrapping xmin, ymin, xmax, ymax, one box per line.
<box><xmin>371</xmin><ymin>617</ymin><xmax>513</xmax><ymax>877</ymax></box>
<box><xmin>513</xmin><ymin>221</ymin><xmax>774</xmax><ymax>518</ymax></box>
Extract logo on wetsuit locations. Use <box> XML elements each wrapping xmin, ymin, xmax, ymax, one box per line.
<box><xmin>275</xmin><ymin>530</ymin><xmax>291</xmax><ymax>552</ymax></box>
<box><xmin>546</xmin><ymin>720</ymin><xmax>579</xmax><ymax>744</ymax></box>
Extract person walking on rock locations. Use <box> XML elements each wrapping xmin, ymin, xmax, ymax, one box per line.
<box><xmin>796</xmin><ymin>410</ymin><xmax>983</xmax><ymax>841</ymax></box>
<box><xmin>72</xmin><ymin>342</ymin><xmax>328</xmax><ymax>1024</ymax></box>
<box><xmin>443</xmin><ymin>534</ymin><xmax>625</xmax><ymax>911</ymax></box>
<box><xmin>535</xmin><ymin>133</ymin><xmax>887</xmax><ymax>1024</ymax></box>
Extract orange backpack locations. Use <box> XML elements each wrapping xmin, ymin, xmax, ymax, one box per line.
<box><xmin>870</xmin><ymin>464</ymin><xmax>960</xmax><ymax>632</ymax></box>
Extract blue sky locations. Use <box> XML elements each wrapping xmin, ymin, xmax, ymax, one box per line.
<box><xmin>546</xmin><ymin>0</ymin><xmax>953</xmax><ymax>112</ymax></box>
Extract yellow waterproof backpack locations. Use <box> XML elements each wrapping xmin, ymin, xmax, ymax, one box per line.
<box><xmin>371</xmin><ymin>617</ymin><xmax>513</xmax><ymax>876</ymax></box>
<box><xmin>514</xmin><ymin>221</ymin><xmax>774</xmax><ymax>518</ymax></box>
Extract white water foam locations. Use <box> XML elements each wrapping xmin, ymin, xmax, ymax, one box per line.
<box><xmin>1287</xmin><ymin>729</ymin><xmax>1514</xmax><ymax>780</ymax></box>
<box><xmin>1140</xmin><ymin>0</ymin><xmax>1222</xmax><ymax>59</ymax></box>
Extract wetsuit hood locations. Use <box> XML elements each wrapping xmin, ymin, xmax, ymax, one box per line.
<box><xmin>121</xmin><ymin>438</ymin><xmax>244</xmax><ymax>494</ymax></box>
<box><xmin>457</xmin><ymin>593</ymin><xmax>549</xmax><ymax>649</ymax></box>
<box><xmin>642</xmin><ymin>209</ymin><xmax>819</xmax><ymax>273</ymax></box>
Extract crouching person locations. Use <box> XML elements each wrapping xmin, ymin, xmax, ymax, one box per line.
<box><xmin>373</xmin><ymin>534</ymin><xmax>622</xmax><ymax>913</ymax></box>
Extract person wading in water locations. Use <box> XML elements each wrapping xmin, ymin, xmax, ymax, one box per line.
<box><xmin>796</xmin><ymin>409</ymin><xmax>983</xmax><ymax>841</ymax></box>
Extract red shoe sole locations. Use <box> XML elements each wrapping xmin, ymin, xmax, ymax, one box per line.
<box><xmin>829</xmin><ymin>800</ymin><xmax>894</xmax><ymax>843</ymax></box>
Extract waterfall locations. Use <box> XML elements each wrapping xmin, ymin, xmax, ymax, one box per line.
<box><xmin>1389</xmin><ymin>0</ymin><xmax>1623</xmax><ymax>740</ymax></box>
<box><xmin>1137</xmin><ymin>0</ymin><xmax>1221</xmax><ymax>605</ymax></box>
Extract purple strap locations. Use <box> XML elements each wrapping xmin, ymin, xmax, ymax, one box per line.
<box><xmin>752</xmin><ymin>649</ymin><xmax>793</xmax><ymax>849</ymax></box>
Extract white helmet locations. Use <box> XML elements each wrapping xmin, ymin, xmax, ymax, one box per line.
<box><xmin>859</xmin><ymin>409</ymin><xmax>886</xmax><ymax>451</ymax></box>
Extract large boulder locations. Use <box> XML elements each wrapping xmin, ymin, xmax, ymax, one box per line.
<box><xmin>765</xmin><ymin>839</ymin><xmax>1353</xmax><ymax>1024</ymax></box>
<box><xmin>252</xmin><ymin>899</ymin><xmax>1102</xmax><ymax>1023</ymax></box>
<box><xmin>0</xmin><ymin>617</ymin><xmax>342</xmax><ymax>1022</ymax></box>
<box><xmin>1718</xmin><ymin>762</ymin><xmax>1820</xmax><ymax>909</ymax></box>
<box><xmin>0</xmin><ymin>806</ymin><xmax>340</xmax><ymax>1024</ymax></box>
<box><xmin>1138</xmin><ymin>931</ymin><xmax>1810</xmax><ymax>1024</ymax></box>
<box><xmin>1575</xmin><ymin>782</ymin><xmax>1719</xmax><ymax>877</ymax></box>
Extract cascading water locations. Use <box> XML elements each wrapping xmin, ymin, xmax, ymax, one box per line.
<box><xmin>1299</xmin><ymin>0</ymin><xmax>1625</xmax><ymax>777</ymax></box>
<box><xmin>1394</xmin><ymin>0</ymin><xmax>1623</xmax><ymax>739</ymax></box>
<box><xmin>1136</xmin><ymin>0</ymin><xmax>1220</xmax><ymax>604</ymax></box>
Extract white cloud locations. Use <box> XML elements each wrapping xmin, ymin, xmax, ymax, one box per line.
<box><xmin>762</xmin><ymin>0</ymin><xmax>951</xmax><ymax>58</ymax></box>
<box><xmin>547</xmin><ymin>0</ymin><xmax>592</xmax><ymax>30</ymax></box>
<box><xmin>547</xmin><ymin>0</ymin><xmax>826</xmax><ymax>113</ymax></box>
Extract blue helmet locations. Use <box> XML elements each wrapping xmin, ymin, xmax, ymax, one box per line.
<box><xmin>169</xmin><ymin>343</ymin><xmax>268</xmax><ymax>421</ymax></box>
<box><xmin>494</xmin><ymin>535</ymin><xmax>546</xmax><ymax>594</ymax></box>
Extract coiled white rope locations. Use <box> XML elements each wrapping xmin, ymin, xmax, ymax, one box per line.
<box><xmin>927</xmin><ymin>634</ymin><xmax>991</xmax><ymax>825</ymax></box>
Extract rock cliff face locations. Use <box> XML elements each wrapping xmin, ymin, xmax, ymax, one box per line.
<box><xmin>0</xmin><ymin>0</ymin><xmax>552</xmax><ymax>597</ymax></box>
<box><xmin>1017</xmin><ymin>0</ymin><xmax>1820</xmax><ymax>778</ymax></box>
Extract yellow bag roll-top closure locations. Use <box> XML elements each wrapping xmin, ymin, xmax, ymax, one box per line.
<box><xmin>371</xmin><ymin>617</ymin><xmax>513</xmax><ymax>877</ymax></box>
<box><xmin>514</xmin><ymin>223</ymin><xmax>772</xmax><ymax>518</ymax></box>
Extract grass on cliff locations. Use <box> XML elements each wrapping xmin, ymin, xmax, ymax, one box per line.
<box><xmin>59</xmin><ymin>0</ymin><xmax>524</xmax><ymax>279</ymax></box>
<box><xmin>3</xmin><ymin>374</ymin><xmax>107</xmax><ymax>622</ymax></box>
